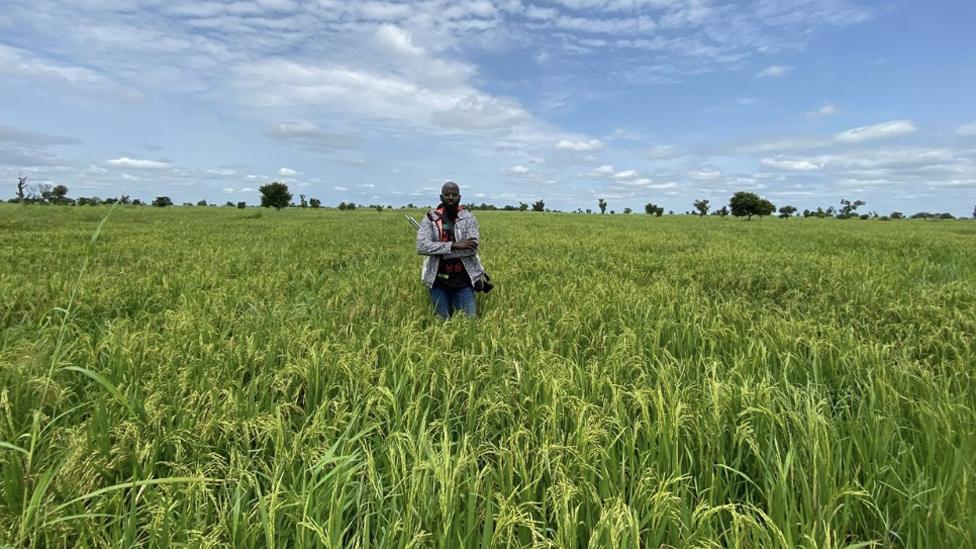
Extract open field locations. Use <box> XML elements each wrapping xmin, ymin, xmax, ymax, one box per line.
<box><xmin>1</xmin><ymin>205</ymin><xmax>975</xmax><ymax>547</ymax></box>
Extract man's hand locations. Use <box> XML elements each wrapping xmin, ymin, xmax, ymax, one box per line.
<box><xmin>452</xmin><ymin>238</ymin><xmax>478</xmax><ymax>250</ymax></box>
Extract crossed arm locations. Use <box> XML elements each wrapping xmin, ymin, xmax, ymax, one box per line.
<box><xmin>415</xmin><ymin>217</ymin><xmax>479</xmax><ymax>258</ymax></box>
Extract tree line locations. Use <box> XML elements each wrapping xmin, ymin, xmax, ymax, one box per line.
<box><xmin>8</xmin><ymin>177</ymin><xmax>974</xmax><ymax>220</ymax></box>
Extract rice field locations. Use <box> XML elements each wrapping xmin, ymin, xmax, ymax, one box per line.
<box><xmin>1</xmin><ymin>204</ymin><xmax>974</xmax><ymax>548</ymax></box>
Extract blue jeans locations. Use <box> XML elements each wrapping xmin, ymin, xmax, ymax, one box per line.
<box><xmin>429</xmin><ymin>285</ymin><xmax>477</xmax><ymax>319</ymax></box>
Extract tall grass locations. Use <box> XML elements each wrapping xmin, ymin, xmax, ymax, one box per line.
<box><xmin>1</xmin><ymin>205</ymin><xmax>974</xmax><ymax>547</ymax></box>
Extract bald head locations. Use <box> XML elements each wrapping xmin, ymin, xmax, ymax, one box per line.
<box><xmin>440</xmin><ymin>181</ymin><xmax>461</xmax><ymax>210</ymax></box>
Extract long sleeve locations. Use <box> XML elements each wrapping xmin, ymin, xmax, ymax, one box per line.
<box><xmin>416</xmin><ymin>217</ymin><xmax>452</xmax><ymax>256</ymax></box>
<box><xmin>441</xmin><ymin>215</ymin><xmax>479</xmax><ymax>259</ymax></box>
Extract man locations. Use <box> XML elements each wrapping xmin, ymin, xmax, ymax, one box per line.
<box><xmin>416</xmin><ymin>181</ymin><xmax>488</xmax><ymax>318</ymax></box>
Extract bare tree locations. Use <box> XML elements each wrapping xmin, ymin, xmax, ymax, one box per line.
<box><xmin>16</xmin><ymin>176</ymin><xmax>27</xmax><ymax>203</ymax></box>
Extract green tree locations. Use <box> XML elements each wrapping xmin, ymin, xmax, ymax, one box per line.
<box><xmin>838</xmin><ymin>198</ymin><xmax>865</xmax><ymax>219</ymax></box>
<box><xmin>532</xmin><ymin>199</ymin><xmax>545</xmax><ymax>212</ymax></box>
<box><xmin>757</xmin><ymin>199</ymin><xmax>775</xmax><ymax>219</ymax></box>
<box><xmin>309</xmin><ymin>198</ymin><xmax>321</xmax><ymax>208</ymax></box>
<box><xmin>237</xmin><ymin>201</ymin><xmax>246</xmax><ymax>209</ymax></box>
<box><xmin>778</xmin><ymin>205</ymin><xmax>797</xmax><ymax>219</ymax></box>
<box><xmin>729</xmin><ymin>192</ymin><xmax>763</xmax><ymax>220</ymax></box>
<box><xmin>623</xmin><ymin>207</ymin><xmax>632</xmax><ymax>214</ymax></box>
<box><xmin>197</xmin><ymin>199</ymin><xmax>208</xmax><ymax>206</ymax></box>
<box><xmin>152</xmin><ymin>196</ymin><xmax>173</xmax><ymax>207</ymax></box>
<box><xmin>259</xmin><ymin>181</ymin><xmax>291</xmax><ymax>209</ymax></box>
<box><xmin>644</xmin><ymin>203</ymin><xmax>663</xmax><ymax>216</ymax></box>
<box><xmin>598</xmin><ymin>198</ymin><xmax>607</xmax><ymax>214</ymax></box>
<box><xmin>693</xmin><ymin>199</ymin><xmax>709</xmax><ymax>217</ymax></box>
<box><xmin>51</xmin><ymin>185</ymin><xmax>69</xmax><ymax>204</ymax></box>
<box><xmin>518</xmin><ymin>202</ymin><xmax>528</xmax><ymax>211</ymax></box>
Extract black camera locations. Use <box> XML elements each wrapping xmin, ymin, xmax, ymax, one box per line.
<box><xmin>474</xmin><ymin>273</ymin><xmax>494</xmax><ymax>293</ymax></box>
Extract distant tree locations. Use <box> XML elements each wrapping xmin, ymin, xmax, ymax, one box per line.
<box><xmin>531</xmin><ymin>199</ymin><xmax>545</xmax><ymax>212</ymax></box>
<box><xmin>133</xmin><ymin>199</ymin><xmax>145</xmax><ymax>206</ymax></box>
<box><xmin>644</xmin><ymin>203</ymin><xmax>663</xmax><ymax>216</ymax></box>
<box><xmin>716</xmin><ymin>206</ymin><xmax>729</xmax><ymax>217</ymax></box>
<box><xmin>623</xmin><ymin>207</ymin><xmax>632</xmax><ymax>214</ymax></box>
<box><xmin>118</xmin><ymin>195</ymin><xmax>131</xmax><ymax>205</ymax></box>
<box><xmin>103</xmin><ymin>197</ymin><xmax>118</xmax><ymax>205</ymax></box>
<box><xmin>197</xmin><ymin>199</ymin><xmax>208</xmax><ymax>206</ymax></box>
<box><xmin>778</xmin><ymin>205</ymin><xmax>797</xmax><ymax>219</ymax></box>
<box><xmin>309</xmin><ymin>198</ymin><xmax>321</xmax><ymax>208</ymax></box>
<box><xmin>838</xmin><ymin>198</ymin><xmax>865</xmax><ymax>219</ymax></box>
<box><xmin>152</xmin><ymin>196</ymin><xmax>173</xmax><ymax>207</ymax></box>
<box><xmin>237</xmin><ymin>201</ymin><xmax>246</xmax><ymax>209</ymax></box>
<box><xmin>598</xmin><ymin>198</ymin><xmax>607</xmax><ymax>214</ymax></box>
<box><xmin>338</xmin><ymin>201</ymin><xmax>347</xmax><ymax>210</ymax></box>
<box><xmin>802</xmin><ymin>209</ymin><xmax>811</xmax><ymax>218</ymax></box>
<box><xmin>609</xmin><ymin>210</ymin><xmax>615</xmax><ymax>215</ymax></box>
<box><xmin>730</xmin><ymin>191</ymin><xmax>770</xmax><ymax>220</ymax></box>
<box><xmin>757</xmin><ymin>199</ymin><xmax>775</xmax><ymax>219</ymax></box>
<box><xmin>938</xmin><ymin>212</ymin><xmax>955</xmax><ymax>219</ymax></box>
<box><xmin>890</xmin><ymin>211</ymin><xmax>904</xmax><ymax>219</ymax></box>
<box><xmin>837</xmin><ymin>198</ymin><xmax>864</xmax><ymax>219</ymax></box>
<box><xmin>49</xmin><ymin>184</ymin><xmax>69</xmax><ymax>204</ymax></box>
<box><xmin>585</xmin><ymin>208</ymin><xmax>592</xmax><ymax>214</ymax></box>
<box><xmin>225</xmin><ymin>201</ymin><xmax>235</xmax><ymax>207</ymax></box>
<box><xmin>346</xmin><ymin>202</ymin><xmax>357</xmax><ymax>210</ymax></box>
<box><xmin>299</xmin><ymin>194</ymin><xmax>307</xmax><ymax>208</ymax></box>
<box><xmin>693</xmin><ymin>199</ymin><xmax>710</xmax><ymax>217</ymax></box>
<box><xmin>375</xmin><ymin>205</ymin><xmax>383</xmax><ymax>212</ymax></box>
<box><xmin>16</xmin><ymin>176</ymin><xmax>28</xmax><ymax>203</ymax></box>
<box><xmin>259</xmin><ymin>181</ymin><xmax>291</xmax><ymax>209</ymax></box>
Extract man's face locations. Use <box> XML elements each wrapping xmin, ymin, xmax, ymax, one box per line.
<box><xmin>440</xmin><ymin>183</ymin><xmax>460</xmax><ymax>208</ymax></box>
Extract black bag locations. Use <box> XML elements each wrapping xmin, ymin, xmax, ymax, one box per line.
<box><xmin>474</xmin><ymin>272</ymin><xmax>494</xmax><ymax>293</ymax></box>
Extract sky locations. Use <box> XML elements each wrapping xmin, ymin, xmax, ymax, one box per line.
<box><xmin>1</xmin><ymin>0</ymin><xmax>975</xmax><ymax>215</ymax></box>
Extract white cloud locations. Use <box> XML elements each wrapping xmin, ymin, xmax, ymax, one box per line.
<box><xmin>834</xmin><ymin>120</ymin><xmax>917</xmax><ymax>143</ymax></box>
<box><xmin>731</xmin><ymin>138</ymin><xmax>833</xmax><ymax>154</ymax></box>
<box><xmin>223</xmin><ymin>187</ymin><xmax>235</xmax><ymax>193</ymax></box>
<box><xmin>0</xmin><ymin>44</ymin><xmax>139</xmax><ymax>99</ymax></box>
<box><xmin>506</xmin><ymin>165</ymin><xmax>529</xmax><ymax>174</ymax></box>
<box><xmin>334</xmin><ymin>186</ymin><xmax>348</xmax><ymax>191</ymax></box>
<box><xmin>756</xmin><ymin>65</ymin><xmax>793</xmax><ymax>78</ymax></box>
<box><xmin>107</xmin><ymin>157</ymin><xmax>169</xmax><ymax>169</ymax></box>
<box><xmin>262</xmin><ymin>122</ymin><xmax>357</xmax><ymax>153</ymax></box>
<box><xmin>957</xmin><ymin>121</ymin><xmax>976</xmax><ymax>136</ymax></box>
<box><xmin>555</xmin><ymin>138</ymin><xmax>604</xmax><ymax>152</ymax></box>
<box><xmin>278</xmin><ymin>167</ymin><xmax>297</xmax><ymax>176</ymax></box>
<box><xmin>761</xmin><ymin>157</ymin><xmax>823</xmax><ymax>171</ymax></box>
<box><xmin>689</xmin><ymin>167</ymin><xmax>722</xmax><ymax>180</ymax></box>
<box><xmin>646</xmin><ymin>145</ymin><xmax>678</xmax><ymax>159</ymax></box>
<box><xmin>613</xmin><ymin>169</ymin><xmax>638</xmax><ymax>179</ymax></box>
<box><xmin>591</xmin><ymin>164</ymin><xmax>615</xmax><ymax>176</ymax></box>
<box><xmin>808</xmin><ymin>103</ymin><xmax>840</xmax><ymax>117</ymax></box>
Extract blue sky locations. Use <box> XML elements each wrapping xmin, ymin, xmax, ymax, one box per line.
<box><xmin>2</xmin><ymin>0</ymin><xmax>975</xmax><ymax>214</ymax></box>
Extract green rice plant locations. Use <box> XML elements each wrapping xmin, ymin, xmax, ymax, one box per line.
<box><xmin>0</xmin><ymin>205</ymin><xmax>974</xmax><ymax>547</ymax></box>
